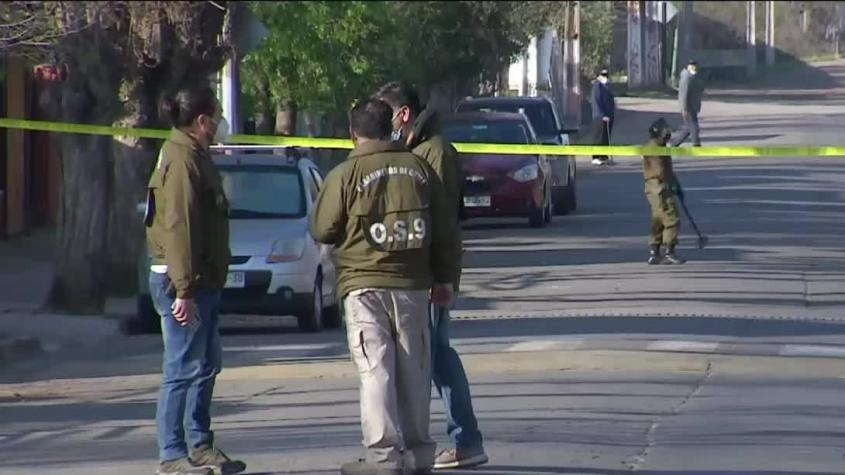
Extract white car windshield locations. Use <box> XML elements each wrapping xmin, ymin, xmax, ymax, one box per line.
<box><xmin>220</xmin><ymin>166</ymin><xmax>306</xmax><ymax>219</ymax></box>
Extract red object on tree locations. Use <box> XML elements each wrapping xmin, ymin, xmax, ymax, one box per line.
<box><xmin>33</xmin><ymin>64</ymin><xmax>69</xmax><ymax>82</ymax></box>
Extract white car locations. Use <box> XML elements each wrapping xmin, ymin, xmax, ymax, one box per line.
<box><xmin>130</xmin><ymin>146</ymin><xmax>339</xmax><ymax>333</ymax></box>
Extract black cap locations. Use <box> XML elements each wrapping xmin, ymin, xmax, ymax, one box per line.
<box><xmin>599</xmin><ymin>68</ymin><xmax>609</xmax><ymax>77</ymax></box>
<box><xmin>648</xmin><ymin>118</ymin><xmax>672</xmax><ymax>138</ymax></box>
<box><xmin>688</xmin><ymin>60</ymin><xmax>698</xmax><ymax>66</ymax></box>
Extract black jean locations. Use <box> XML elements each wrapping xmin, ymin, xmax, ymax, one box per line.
<box><xmin>591</xmin><ymin>117</ymin><xmax>614</xmax><ymax>160</ymax></box>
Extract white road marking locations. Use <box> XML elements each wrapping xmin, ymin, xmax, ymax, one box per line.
<box><xmin>505</xmin><ymin>340</ymin><xmax>580</xmax><ymax>352</ymax></box>
<box><xmin>223</xmin><ymin>343</ymin><xmax>341</xmax><ymax>352</ymax></box>
<box><xmin>780</xmin><ymin>344</ymin><xmax>845</xmax><ymax>358</ymax></box>
<box><xmin>647</xmin><ymin>341</ymin><xmax>719</xmax><ymax>352</ymax></box>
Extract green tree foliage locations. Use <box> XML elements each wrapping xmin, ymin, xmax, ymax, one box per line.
<box><xmin>241</xmin><ymin>1</ymin><xmax>394</xmax><ymax>118</ymax></box>
<box><xmin>241</xmin><ymin>1</ymin><xmax>542</xmax><ymax>128</ymax></box>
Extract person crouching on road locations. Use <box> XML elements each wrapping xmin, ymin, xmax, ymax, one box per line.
<box><xmin>643</xmin><ymin>118</ymin><xmax>686</xmax><ymax>265</ymax></box>
<box><xmin>145</xmin><ymin>87</ymin><xmax>246</xmax><ymax>475</ymax></box>
<box><xmin>309</xmin><ymin>98</ymin><xmax>461</xmax><ymax>475</ymax></box>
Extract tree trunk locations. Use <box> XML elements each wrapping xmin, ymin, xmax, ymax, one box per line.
<box><xmin>254</xmin><ymin>79</ymin><xmax>275</xmax><ymax>135</ymax></box>
<box><xmin>47</xmin><ymin>132</ymin><xmax>113</xmax><ymax>313</ymax></box>
<box><xmin>107</xmin><ymin>78</ymin><xmax>159</xmax><ymax>296</ymax></box>
<box><xmin>275</xmin><ymin>98</ymin><xmax>298</xmax><ymax>135</ymax></box>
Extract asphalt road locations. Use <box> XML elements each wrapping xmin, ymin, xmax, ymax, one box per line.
<box><xmin>2</xmin><ymin>61</ymin><xmax>845</xmax><ymax>475</ymax></box>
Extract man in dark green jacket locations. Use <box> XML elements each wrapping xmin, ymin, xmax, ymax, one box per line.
<box><xmin>310</xmin><ymin>97</ymin><xmax>460</xmax><ymax>475</ymax></box>
<box><xmin>375</xmin><ymin>82</ymin><xmax>488</xmax><ymax>470</ymax></box>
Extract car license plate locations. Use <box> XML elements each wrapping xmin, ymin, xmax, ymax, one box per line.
<box><xmin>464</xmin><ymin>195</ymin><xmax>491</xmax><ymax>208</ymax></box>
<box><xmin>225</xmin><ymin>272</ymin><xmax>245</xmax><ymax>288</ymax></box>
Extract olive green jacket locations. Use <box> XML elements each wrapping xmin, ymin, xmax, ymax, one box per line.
<box><xmin>146</xmin><ymin>128</ymin><xmax>230</xmax><ymax>298</ymax></box>
<box><xmin>408</xmin><ymin>108</ymin><xmax>464</xmax><ymax>291</ymax></box>
<box><xmin>642</xmin><ymin>137</ymin><xmax>678</xmax><ymax>193</ymax></box>
<box><xmin>309</xmin><ymin>140</ymin><xmax>460</xmax><ymax>298</ymax></box>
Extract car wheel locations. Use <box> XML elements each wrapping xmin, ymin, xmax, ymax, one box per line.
<box><xmin>324</xmin><ymin>303</ymin><xmax>342</xmax><ymax>329</ymax></box>
<box><xmin>564</xmin><ymin>171</ymin><xmax>577</xmax><ymax>212</ymax></box>
<box><xmin>552</xmin><ymin>159</ymin><xmax>576</xmax><ymax>215</ymax></box>
<box><xmin>529</xmin><ymin>192</ymin><xmax>548</xmax><ymax>228</ymax></box>
<box><xmin>297</xmin><ymin>273</ymin><xmax>325</xmax><ymax>332</ymax></box>
<box><xmin>544</xmin><ymin>190</ymin><xmax>553</xmax><ymax>224</ymax></box>
<box><xmin>552</xmin><ymin>186</ymin><xmax>568</xmax><ymax>216</ymax></box>
<box><xmin>121</xmin><ymin>294</ymin><xmax>160</xmax><ymax>335</ymax></box>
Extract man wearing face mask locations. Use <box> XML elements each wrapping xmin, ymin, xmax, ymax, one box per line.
<box><xmin>643</xmin><ymin>118</ymin><xmax>686</xmax><ymax>265</ymax></box>
<box><xmin>146</xmin><ymin>87</ymin><xmax>243</xmax><ymax>475</ymax></box>
<box><xmin>590</xmin><ymin>68</ymin><xmax>616</xmax><ymax>166</ymax></box>
<box><xmin>375</xmin><ymin>82</ymin><xmax>488</xmax><ymax>471</ymax></box>
<box><xmin>310</xmin><ymin>97</ymin><xmax>460</xmax><ymax>475</ymax></box>
<box><xmin>671</xmin><ymin>60</ymin><xmax>704</xmax><ymax>147</ymax></box>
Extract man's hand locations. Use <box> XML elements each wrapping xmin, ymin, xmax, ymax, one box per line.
<box><xmin>602</xmin><ymin>116</ymin><xmax>611</xmax><ymax>122</ymax></box>
<box><xmin>171</xmin><ymin>298</ymin><xmax>197</xmax><ymax>326</ymax></box>
<box><xmin>431</xmin><ymin>283</ymin><xmax>454</xmax><ymax>309</ymax></box>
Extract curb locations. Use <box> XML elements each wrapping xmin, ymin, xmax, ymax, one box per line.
<box><xmin>0</xmin><ymin>336</ymin><xmax>43</xmax><ymax>366</ymax></box>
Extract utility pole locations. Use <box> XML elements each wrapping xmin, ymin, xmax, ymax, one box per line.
<box><xmin>561</xmin><ymin>1</ymin><xmax>571</xmax><ymax>122</ymax></box>
<box><xmin>221</xmin><ymin>4</ymin><xmax>240</xmax><ymax>135</ymax></box>
<box><xmin>572</xmin><ymin>1</ymin><xmax>582</xmax><ymax>127</ymax></box>
<box><xmin>765</xmin><ymin>1</ymin><xmax>776</xmax><ymax>66</ymax></box>
<box><xmin>746</xmin><ymin>0</ymin><xmax>756</xmax><ymax>77</ymax></box>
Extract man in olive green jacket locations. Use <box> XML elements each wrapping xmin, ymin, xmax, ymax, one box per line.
<box><xmin>310</xmin><ymin>98</ymin><xmax>460</xmax><ymax>475</ymax></box>
<box><xmin>375</xmin><ymin>82</ymin><xmax>488</xmax><ymax>470</ymax></box>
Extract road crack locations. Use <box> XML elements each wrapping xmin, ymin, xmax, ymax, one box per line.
<box><xmin>625</xmin><ymin>361</ymin><xmax>713</xmax><ymax>472</ymax></box>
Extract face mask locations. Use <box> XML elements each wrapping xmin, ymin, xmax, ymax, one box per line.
<box><xmin>213</xmin><ymin>117</ymin><xmax>230</xmax><ymax>144</ymax></box>
<box><xmin>689</xmin><ymin>69</ymin><xmax>698</xmax><ymax>76</ymax></box>
<box><xmin>598</xmin><ymin>76</ymin><xmax>608</xmax><ymax>84</ymax></box>
<box><xmin>390</xmin><ymin>110</ymin><xmax>404</xmax><ymax>142</ymax></box>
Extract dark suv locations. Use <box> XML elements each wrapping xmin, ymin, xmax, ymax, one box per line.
<box><xmin>456</xmin><ymin>96</ymin><xmax>577</xmax><ymax>214</ymax></box>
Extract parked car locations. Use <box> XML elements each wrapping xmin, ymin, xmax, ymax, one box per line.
<box><xmin>442</xmin><ymin>112</ymin><xmax>553</xmax><ymax>227</ymax></box>
<box><xmin>455</xmin><ymin>96</ymin><xmax>577</xmax><ymax>213</ymax></box>
<box><xmin>128</xmin><ymin>147</ymin><xmax>339</xmax><ymax>334</ymax></box>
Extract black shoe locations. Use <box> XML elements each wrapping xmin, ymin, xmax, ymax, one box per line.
<box><xmin>663</xmin><ymin>247</ymin><xmax>686</xmax><ymax>265</ymax></box>
<box><xmin>340</xmin><ymin>459</ymin><xmax>402</xmax><ymax>475</ymax></box>
<box><xmin>647</xmin><ymin>245</ymin><xmax>662</xmax><ymax>265</ymax></box>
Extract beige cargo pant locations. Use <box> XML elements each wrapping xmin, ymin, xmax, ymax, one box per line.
<box><xmin>344</xmin><ymin>288</ymin><xmax>436</xmax><ymax>472</ymax></box>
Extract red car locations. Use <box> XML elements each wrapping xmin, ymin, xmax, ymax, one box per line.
<box><xmin>442</xmin><ymin>112</ymin><xmax>553</xmax><ymax>227</ymax></box>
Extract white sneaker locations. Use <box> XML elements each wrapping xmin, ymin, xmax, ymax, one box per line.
<box><xmin>592</xmin><ymin>158</ymin><xmax>604</xmax><ymax>165</ymax></box>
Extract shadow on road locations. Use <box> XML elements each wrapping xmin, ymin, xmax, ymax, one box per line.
<box><xmin>449</xmin><ymin>316</ymin><xmax>845</xmax><ymax>340</ymax></box>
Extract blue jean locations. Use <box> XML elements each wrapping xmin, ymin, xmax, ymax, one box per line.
<box><xmin>430</xmin><ymin>306</ymin><xmax>483</xmax><ymax>451</ymax></box>
<box><xmin>149</xmin><ymin>272</ymin><xmax>222</xmax><ymax>462</ymax></box>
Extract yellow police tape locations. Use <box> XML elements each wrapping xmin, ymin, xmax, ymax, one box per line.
<box><xmin>3</xmin><ymin>117</ymin><xmax>845</xmax><ymax>157</ymax></box>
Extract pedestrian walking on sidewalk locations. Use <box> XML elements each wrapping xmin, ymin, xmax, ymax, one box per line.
<box><xmin>643</xmin><ymin>118</ymin><xmax>686</xmax><ymax>265</ymax></box>
<box><xmin>144</xmin><ymin>87</ymin><xmax>246</xmax><ymax>475</ymax></box>
<box><xmin>375</xmin><ymin>81</ymin><xmax>489</xmax><ymax>470</ymax></box>
<box><xmin>671</xmin><ymin>60</ymin><xmax>704</xmax><ymax>147</ymax></box>
<box><xmin>590</xmin><ymin>68</ymin><xmax>616</xmax><ymax>166</ymax></box>
<box><xmin>310</xmin><ymin>98</ymin><xmax>462</xmax><ymax>475</ymax></box>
